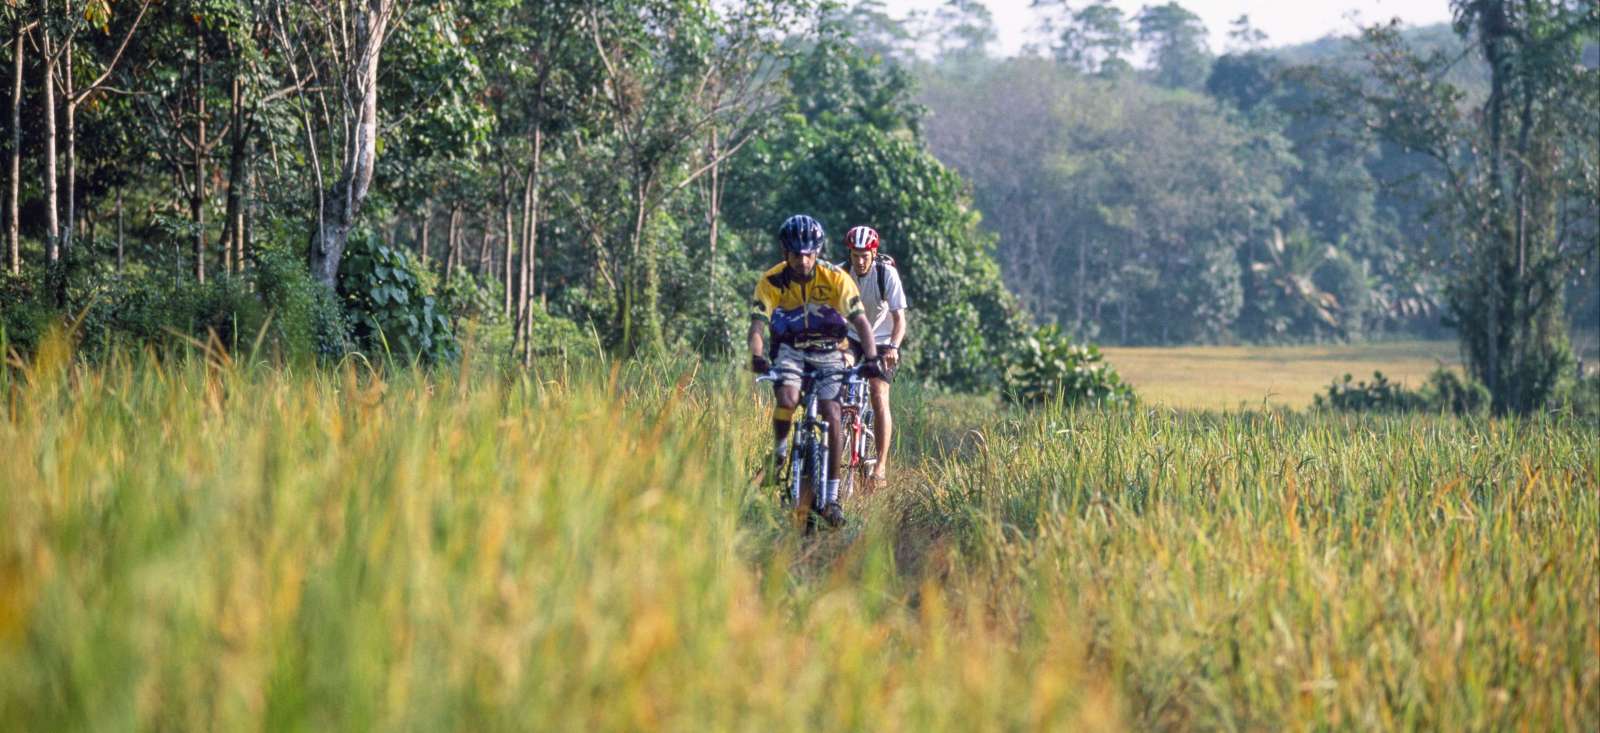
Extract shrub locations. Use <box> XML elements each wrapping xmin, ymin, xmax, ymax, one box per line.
<box><xmin>1316</xmin><ymin>367</ymin><xmax>1490</xmax><ymax>415</ymax></box>
<box><xmin>337</xmin><ymin>230</ymin><xmax>458</xmax><ymax>364</ymax></box>
<box><xmin>1422</xmin><ymin>367</ymin><xmax>1490</xmax><ymax>415</ymax></box>
<box><xmin>439</xmin><ymin>268</ymin><xmax>505</xmax><ymax>326</ymax></box>
<box><xmin>523</xmin><ymin>300</ymin><xmax>600</xmax><ymax>362</ymax></box>
<box><xmin>251</xmin><ymin>247</ymin><xmax>351</xmax><ymax>362</ymax></box>
<box><xmin>1005</xmin><ymin>324</ymin><xmax>1135</xmax><ymax>407</ymax></box>
<box><xmin>1549</xmin><ymin>371</ymin><xmax>1599</xmax><ymax>420</ymax></box>
<box><xmin>0</xmin><ymin>270</ymin><xmax>55</xmax><ymax>354</ymax></box>
<box><xmin>1315</xmin><ymin>371</ymin><xmax>1428</xmax><ymax>413</ymax></box>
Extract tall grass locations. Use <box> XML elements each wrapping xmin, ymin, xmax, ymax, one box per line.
<box><xmin>2</xmin><ymin>331</ymin><xmax>1595</xmax><ymax>730</ymax></box>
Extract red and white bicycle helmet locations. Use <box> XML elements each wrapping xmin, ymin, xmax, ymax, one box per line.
<box><xmin>843</xmin><ymin>225</ymin><xmax>880</xmax><ymax>252</ymax></box>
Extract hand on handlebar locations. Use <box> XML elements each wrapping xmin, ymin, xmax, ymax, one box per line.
<box><xmin>751</xmin><ymin>354</ymin><xmax>771</xmax><ymax>374</ymax></box>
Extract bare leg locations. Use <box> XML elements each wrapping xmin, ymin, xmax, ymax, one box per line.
<box><xmin>869</xmin><ymin>378</ymin><xmax>891</xmax><ymax>481</ymax></box>
<box><xmin>773</xmin><ymin>384</ymin><xmax>799</xmax><ymax>443</ymax></box>
<box><xmin>820</xmin><ymin>398</ymin><xmax>844</xmax><ymax>487</ymax></box>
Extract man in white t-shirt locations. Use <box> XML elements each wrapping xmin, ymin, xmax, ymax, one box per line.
<box><xmin>840</xmin><ymin>226</ymin><xmax>907</xmax><ymax>488</ymax></box>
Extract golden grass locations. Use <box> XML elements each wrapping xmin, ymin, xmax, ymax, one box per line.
<box><xmin>1102</xmin><ymin>341</ymin><xmax>1464</xmax><ymax>409</ymax></box>
<box><xmin>2</xmin><ymin>330</ymin><xmax>1595</xmax><ymax>730</ymax></box>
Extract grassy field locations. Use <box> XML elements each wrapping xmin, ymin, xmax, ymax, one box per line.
<box><xmin>1101</xmin><ymin>341</ymin><xmax>1464</xmax><ymax>410</ymax></box>
<box><xmin>1103</xmin><ymin>338</ymin><xmax>1600</xmax><ymax>410</ymax></box>
<box><xmin>2</xmin><ymin>333</ymin><xmax>1596</xmax><ymax>730</ymax></box>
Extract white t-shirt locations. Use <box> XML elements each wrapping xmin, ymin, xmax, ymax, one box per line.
<box><xmin>842</xmin><ymin>257</ymin><xmax>908</xmax><ymax>344</ymax></box>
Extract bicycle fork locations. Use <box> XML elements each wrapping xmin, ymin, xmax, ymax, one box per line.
<box><xmin>791</xmin><ymin>392</ymin><xmax>830</xmax><ymax>511</ymax></box>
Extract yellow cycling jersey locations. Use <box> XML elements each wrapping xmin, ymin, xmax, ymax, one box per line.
<box><xmin>750</xmin><ymin>261</ymin><xmax>865</xmax><ymax>350</ymax></box>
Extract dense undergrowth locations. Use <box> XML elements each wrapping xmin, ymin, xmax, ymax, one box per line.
<box><xmin>1</xmin><ymin>333</ymin><xmax>1595</xmax><ymax>730</ymax></box>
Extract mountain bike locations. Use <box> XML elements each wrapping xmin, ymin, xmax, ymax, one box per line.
<box><xmin>837</xmin><ymin>370</ymin><xmax>877</xmax><ymax>500</ymax></box>
<box><xmin>757</xmin><ymin>363</ymin><xmax>865</xmax><ymax>528</ymax></box>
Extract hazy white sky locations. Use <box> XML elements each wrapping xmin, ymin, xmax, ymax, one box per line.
<box><xmin>880</xmin><ymin>0</ymin><xmax>1455</xmax><ymax>56</ymax></box>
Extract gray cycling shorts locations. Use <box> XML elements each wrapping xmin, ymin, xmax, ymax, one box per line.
<box><xmin>772</xmin><ymin>343</ymin><xmax>847</xmax><ymax>400</ymax></box>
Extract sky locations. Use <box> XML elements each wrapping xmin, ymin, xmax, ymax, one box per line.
<box><xmin>878</xmin><ymin>0</ymin><xmax>1456</xmax><ymax>56</ymax></box>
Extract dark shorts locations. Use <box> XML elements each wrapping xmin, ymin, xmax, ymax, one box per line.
<box><xmin>846</xmin><ymin>339</ymin><xmax>896</xmax><ymax>382</ymax></box>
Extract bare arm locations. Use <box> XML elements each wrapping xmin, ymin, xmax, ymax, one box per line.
<box><xmin>850</xmin><ymin>314</ymin><xmax>879</xmax><ymax>363</ymax></box>
<box><xmin>748</xmin><ymin>319</ymin><xmax>767</xmax><ymax>366</ymax></box>
<box><xmin>885</xmin><ymin>309</ymin><xmax>906</xmax><ymax>368</ymax></box>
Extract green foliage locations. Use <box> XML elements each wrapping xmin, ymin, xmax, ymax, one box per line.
<box><xmin>1350</xmin><ymin>5</ymin><xmax>1599</xmax><ymax>413</ymax></box>
<box><xmin>1315</xmin><ymin>371</ymin><xmax>1429</xmax><ymax>413</ymax></box>
<box><xmin>1550</xmin><ymin>372</ymin><xmax>1600</xmax><ymax>421</ymax></box>
<box><xmin>337</xmin><ymin>231</ymin><xmax>458</xmax><ymax>364</ymax></box>
<box><xmin>728</xmin><ymin>38</ymin><xmax>1030</xmax><ymax>391</ymax></box>
<box><xmin>251</xmin><ymin>246</ymin><xmax>351</xmax><ymax>362</ymax></box>
<box><xmin>1315</xmin><ymin>367</ymin><xmax>1490</xmax><ymax>415</ymax></box>
<box><xmin>522</xmin><ymin>300</ymin><xmax>600</xmax><ymax>362</ymax></box>
<box><xmin>439</xmin><ymin>268</ymin><xmax>504</xmax><ymax>326</ymax></box>
<box><xmin>1004</xmin><ymin>324</ymin><xmax>1134</xmax><ymax>407</ymax></box>
<box><xmin>920</xmin><ymin>61</ymin><xmax>1287</xmax><ymax>345</ymax></box>
<box><xmin>0</xmin><ymin>271</ymin><xmax>56</xmax><ymax>355</ymax></box>
<box><xmin>1422</xmin><ymin>366</ymin><xmax>1491</xmax><ymax>416</ymax></box>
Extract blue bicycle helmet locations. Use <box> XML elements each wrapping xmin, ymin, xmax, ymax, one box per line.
<box><xmin>778</xmin><ymin>214</ymin><xmax>826</xmax><ymax>254</ymax></box>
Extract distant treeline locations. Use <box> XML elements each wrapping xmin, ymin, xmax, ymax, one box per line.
<box><xmin>896</xmin><ymin>5</ymin><xmax>1599</xmax><ymax>347</ymax></box>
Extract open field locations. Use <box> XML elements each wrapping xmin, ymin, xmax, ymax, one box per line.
<box><xmin>1103</xmin><ymin>338</ymin><xmax>1600</xmax><ymax>410</ymax></box>
<box><xmin>2</xmin><ymin>336</ymin><xmax>1596</xmax><ymax>730</ymax></box>
<box><xmin>1101</xmin><ymin>341</ymin><xmax>1465</xmax><ymax>410</ymax></box>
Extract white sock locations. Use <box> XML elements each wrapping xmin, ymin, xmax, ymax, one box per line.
<box><xmin>774</xmin><ymin>440</ymin><xmax>789</xmax><ymax>462</ymax></box>
<box><xmin>824</xmin><ymin>479</ymin><xmax>840</xmax><ymax>505</ymax></box>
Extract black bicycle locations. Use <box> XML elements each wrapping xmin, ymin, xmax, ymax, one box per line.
<box><xmin>757</xmin><ymin>363</ymin><xmax>866</xmax><ymax>525</ymax></box>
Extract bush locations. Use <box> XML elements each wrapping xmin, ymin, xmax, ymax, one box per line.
<box><xmin>337</xmin><ymin>230</ymin><xmax>458</xmax><ymax>364</ymax></box>
<box><xmin>523</xmin><ymin>300</ymin><xmax>600</xmax><ymax>362</ymax></box>
<box><xmin>439</xmin><ymin>268</ymin><xmax>505</xmax><ymax>326</ymax></box>
<box><xmin>1004</xmin><ymin>324</ymin><xmax>1135</xmax><ymax>407</ymax></box>
<box><xmin>1422</xmin><ymin>367</ymin><xmax>1490</xmax><ymax>415</ymax></box>
<box><xmin>1316</xmin><ymin>368</ymin><xmax>1489</xmax><ymax>415</ymax></box>
<box><xmin>1549</xmin><ymin>371</ymin><xmax>1600</xmax><ymax>420</ymax></box>
<box><xmin>1315</xmin><ymin>371</ymin><xmax>1428</xmax><ymax>413</ymax></box>
<box><xmin>0</xmin><ymin>270</ymin><xmax>55</xmax><ymax>354</ymax></box>
<box><xmin>251</xmin><ymin>247</ymin><xmax>351</xmax><ymax>362</ymax></box>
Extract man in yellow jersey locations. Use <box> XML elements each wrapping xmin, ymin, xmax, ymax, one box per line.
<box><xmin>748</xmin><ymin>214</ymin><xmax>884</xmax><ymax>528</ymax></box>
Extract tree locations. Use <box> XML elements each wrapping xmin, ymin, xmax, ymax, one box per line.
<box><xmin>1055</xmin><ymin>0</ymin><xmax>1134</xmax><ymax>78</ymax></box>
<box><xmin>932</xmin><ymin>0</ymin><xmax>996</xmax><ymax>64</ymax></box>
<box><xmin>267</xmin><ymin>0</ymin><xmax>402</xmax><ymax>287</ymax></box>
<box><xmin>1135</xmin><ymin>1</ymin><xmax>1209</xmax><ymax>90</ymax></box>
<box><xmin>581</xmin><ymin>0</ymin><xmax>798</xmax><ymax>355</ymax></box>
<box><xmin>6</xmin><ymin>8</ymin><xmax>33</xmax><ymax>274</ymax></box>
<box><xmin>1354</xmin><ymin>2</ymin><xmax>1599</xmax><ymax>412</ymax></box>
<box><xmin>731</xmin><ymin>35</ymin><xmax>1029</xmax><ymax>389</ymax></box>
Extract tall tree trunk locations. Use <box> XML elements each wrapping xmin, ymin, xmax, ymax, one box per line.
<box><xmin>516</xmin><ymin>163</ymin><xmax>534</xmax><ymax>360</ymax></box>
<box><xmin>222</xmin><ymin>74</ymin><xmax>248</xmax><ymax>277</ymax></box>
<box><xmin>419</xmin><ymin>200</ymin><xmax>432</xmax><ymax>265</ymax></box>
<box><xmin>307</xmin><ymin>1</ymin><xmax>392</xmax><ymax>287</ymax></box>
<box><xmin>8</xmin><ymin>20</ymin><xmax>22</xmax><ymax>274</ymax></box>
<box><xmin>444</xmin><ymin>201</ymin><xmax>461</xmax><ymax>281</ymax></box>
<box><xmin>116</xmin><ymin>189</ymin><xmax>124</xmax><ymax>272</ymax></box>
<box><xmin>63</xmin><ymin>38</ymin><xmax>74</xmax><ymax>255</ymax></box>
<box><xmin>41</xmin><ymin>26</ymin><xmax>59</xmax><ymax>263</ymax></box>
<box><xmin>706</xmin><ymin>126</ymin><xmax>719</xmax><ymax>320</ymax></box>
<box><xmin>475</xmin><ymin>215</ymin><xmax>491</xmax><ymax>277</ymax></box>
<box><xmin>519</xmin><ymin>151</ymin><xmax>541</xmax><ymax>366</ymax></box>
<box><xmin>192</xmin><ymin>31</ymin><xmax>207</xmax><ymax>284</ymax></box>
<box><xmin>501</xmin><ymin>173</ymin><xmax>514</xmax><ymax>318</ymax></box>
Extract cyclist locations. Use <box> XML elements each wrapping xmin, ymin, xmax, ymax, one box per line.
<box><xmin>840</xmin><ymin>225</ymin><xmax>906</xmax><ymax>489</ymax></box>
<box><xmin>748</xmin><ymin>214</ymin><xmax>885</xmax><ymax>528</ymax></box>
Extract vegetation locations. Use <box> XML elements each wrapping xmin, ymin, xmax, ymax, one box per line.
<box><xmin>1349</xmin><ymin>1</ymin><xmax>1599</xmax><ymax>414</ymax></box>
<box><xmin>1</xmin><ymin>342</ymin><xmax>1595</xmax><ymax>729</ymax></box>
<box><xmin>1313</xmin><ymin>367</ymin><xmax>1490</xmax><ymax>415</ymax></box>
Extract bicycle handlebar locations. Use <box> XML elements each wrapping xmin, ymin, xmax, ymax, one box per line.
<box><xmin>754</xmin><ymin>363</ymin><xmax>867</xmax><ymax>385</ymax></box>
